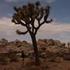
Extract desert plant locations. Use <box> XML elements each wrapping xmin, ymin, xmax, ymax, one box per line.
<box><xmin>12</xmin><ymin>1</ymin><xmax>52</xmax><ymax>65</ymax></box>
<box><xmin>0</xmin><ymin>53</ymin><xmax>10</xmax><ymax>65</ymax></box>
<box><xmin>8</xmin><ymin>50</ymin><xmax>19</xmax><ymax>62</ymax></box>
<box><xmin>63</xmin><ymin>53</ymin><xmax>70</xmax><ymax>60</ymax></box>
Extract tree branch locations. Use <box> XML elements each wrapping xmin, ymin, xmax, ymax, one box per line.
<box><xmin>35</xmin><ymin>21</ymin><xmax>45</xmax><ymax>35</ymax></box>
<box><xmin>16</xmin><ymin>29</ymin><xmax>28</xmax><ymax>35</ymax></box>
<box><xmin>35</xmin><ymin>18</ymin><xmax>52</xmax><ymax>35</ymax></box>
<box><xmin>14</xmin><ymin>7</ymin><xmax>20</xmax><ymax>12</ymax></box>
<box><xmin>12</xmin><ymin>17</ymin><xmax>27</xmax><ymax>26</ymax></box>
<box><xmin>44</xmin><ymin>6</ymin><xmax>50</xmax><ymax>22</ymax></box>
<box><xmin>20</xmin><ymin>21</ymin><xmax>26</xmax><ymax>26</ymax></box>
<box><xmin>45</xmin><ymin>19</ymin><xmax>53</xmax><ymax>23</ymax></box>
<box><xmin>37</xmin><ymin>7</ymin><xmax>44</xmax><ymax>21</ymax></box>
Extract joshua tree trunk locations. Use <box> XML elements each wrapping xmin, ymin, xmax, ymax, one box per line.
<box><xmin>12</xmin><ymin>1</ymin><xmax>52</xmax><ymax>65</ymax></box>
<box><xmin>31</xmin><ymin>34</ymin><xmax>40</xmax><ymax>65</ymax></box>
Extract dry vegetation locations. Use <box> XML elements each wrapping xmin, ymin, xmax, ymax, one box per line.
<box><xmin>0</xmin><ymin>38</ymin><xmax>70</xmax><ymax>70</ymax></box>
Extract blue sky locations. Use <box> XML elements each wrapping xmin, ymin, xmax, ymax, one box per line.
<box><xmin>0</xmin><ymin>0</ymin><xmax>70</xmax><ymax>42</ymax></box>
<box><xmin>0</xmin><ymin>0</ymin><xmax>70</xmax><ymax>22</ymax></box>
<box><xmin>52</xmin><ymin>0</ymin><xmax>70</xmax><ymax>23</ymax></box>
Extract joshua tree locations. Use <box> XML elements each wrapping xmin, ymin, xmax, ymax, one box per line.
<box><xmin>12</xmin><ymin>1</ymin><xmax>52</xmax><ymax>65</ymax></box>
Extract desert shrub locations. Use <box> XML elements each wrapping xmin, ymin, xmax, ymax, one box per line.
<box><xmin>63</xmin><ymin>53</ymin><xmax>70</xmax><ymax>60</ymax></box>
<box><xmin>39</xmin><ymin>52</ymin><xmax>47</xmax><ymax>59</ymax></box>
<box><xmin>0</xmin><ymin>53</ymin><xmax>10</xmax><ymax>65</ymax></box>
<box><xmin>27</xmin><ymin>52</ymin><xmax>34</xmax><ymax>59</ymax></box>
<box><xmin>55</xmin><ymin>52</ymin><xmax>63</xmax><ymax>57</ymax></box>
<box><xmin>8</xmin><ymin>50</ymin><xmax>19</xmax><ymax>62</ymax></box>
<box><xmin>54</xmin><ymin>57</ymin><xmax>63</xmax><ymax>63</ymax></box>
<box><xmin>48</xmin><ymin>56</ymin><xmax>56</xmax><ymax>62</ymax></box>
<box><xmin>0</xmin><ymin>57</ymin><xmax>9</xmax><ymax>65</ymax></box>
<box><xmin>40</xmin><ymin>47</ymin><xmax>46</xmax><ymax>52</ymax></box>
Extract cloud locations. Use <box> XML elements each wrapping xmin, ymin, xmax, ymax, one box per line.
<box><xmin>37</xmin><ymin>22</ymin><xmax>70</xmax><ymax>42</ymax></box>
<box><xmin>5</xmin><ymin>0</ymin><xmax>56</xmax><ymax>3</ymax></box>
<box><xmin>0</xmin><ymin>17</ymin><xmax>29</xmax><ymax>41</ymax></box>
<box><xmin>38</xmin><ymin>22</ymin><xmax>70</xmax><ymax>34</ymax></box>
<box><xmin>0</xmin><ymin>17</ymin><xmax>70</xmax><ymax>42</ymax></box>
<box><xmin>5</xmin><ymin>0</ymin><xmax>19</xmax><ymax>3</ymax></box>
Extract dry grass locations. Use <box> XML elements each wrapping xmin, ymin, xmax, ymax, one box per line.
<box><xmin>0</xmin><ymin>57</ymin><xmax>70</xmax><ymax>70</ymax></box>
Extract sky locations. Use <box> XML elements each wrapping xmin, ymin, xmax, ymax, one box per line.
<box><xmin>0</xmin><ymin>0</ymin><xmax>70</xmax><ymax>42</ymax></box>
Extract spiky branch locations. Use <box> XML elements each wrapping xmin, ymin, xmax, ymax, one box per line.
<box><xmin>16</xmin><ymin>30</ymin><xmax>28</xmax><ymax>35</ymax></box>
<box><xmin>12</xmin><ymin>1</ymin><xmax>52</xmax><ymax>35</ymax></box>
<box><xmin>12</xmin><ymin>1</ymin><xmax>52</xmax><ymax>65</ymax></box>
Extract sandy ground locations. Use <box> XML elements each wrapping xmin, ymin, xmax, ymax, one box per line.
<box><xmin>0</xmin><ymin>58</ymin><xmax>70</xmax><ymax>70</ymax></box>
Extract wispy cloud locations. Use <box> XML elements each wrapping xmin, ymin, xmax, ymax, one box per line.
<box><xmin>37</xmin><ymin>22</ymin><xmax>70</xmax><ymax>42</ymax></box>
<box><xmin>39</xmin><ymin>22</ymin><xmax>70</xmax><ymax>34</ymax></box>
